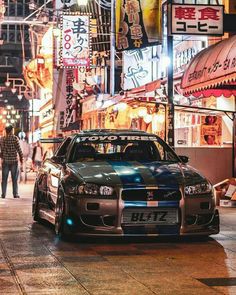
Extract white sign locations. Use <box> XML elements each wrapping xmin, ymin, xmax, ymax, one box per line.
<box><xmin>123</xmin><ymin>48</ymin><xmax>153</xmax><ymax>90</ymax></box>
<box><xmin>173</xmin><ymin>38</ymin><xmax>205</xmax><ymax>74</ymax></box>
<box><xmin>60</xmin><ymin>14</ymin><xmax>90</xmax><ymax>68</ymax></box>
<box><xmin>40</xmin><ymin>102</ymin><xmax>54</xmax><ymax>125</ymax></box>
<box><xmin>171</xmin><ymin>4</ymin><xmax>224</xmax><ymax>36</ymax></box>
<box><xmin>79</xmin><ymin>135</ymin><xmax>157</xmax><ymax>142</ymax></box>
<box><xmin>55</xmin><ymin>0</ymin><xmax>77</xmax><ymax>10</ymax></box>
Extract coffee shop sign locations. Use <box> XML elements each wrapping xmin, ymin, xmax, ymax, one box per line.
<box><xmin>170</xmin><ymin>4</ymin><xmax>224</xmax><ymax>36</ymax></box>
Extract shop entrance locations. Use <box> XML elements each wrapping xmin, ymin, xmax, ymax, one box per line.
<box><xmin>174</xmin><ymin>104</ymin><xmax>235</xmax><ymax>184</ymax></box>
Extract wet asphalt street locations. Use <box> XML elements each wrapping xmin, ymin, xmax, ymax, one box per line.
<box><xmin>0</xmin><ymin>179</ymin><xmax>236</xmax><ymax>295</ymax></box>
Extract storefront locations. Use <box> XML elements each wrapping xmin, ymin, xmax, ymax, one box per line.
<box><xmin>103</xmin><ymin>98</ymin><xmax>166</xmax><ymax>139</ymax></box>
<box><xmin>176</xmin><ymin>35</ymin><xmax>236</xmax><ymax>184</ymax></box>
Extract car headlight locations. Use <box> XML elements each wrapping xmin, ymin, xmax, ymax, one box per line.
<box><xmin>99</xmin><ymin>186</ymin><xmax>114</xmax><ymax>195</ymax></box>
<box><xmin>71</xmin><ymin>183</ymin><xmax>114</xmax><ymax>196</ymax></box>
<box><xmin>79</xmin><ymin>183</ymin><xmax>99</xmax><ymax>195</ymax></box>
<box><xmin>184</xmin><ymin>182</ymin><xmax>212</xmax><ymax>196</ymax></box>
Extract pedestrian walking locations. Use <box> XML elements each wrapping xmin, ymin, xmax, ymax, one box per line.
<box><xmin>32</xmin><ymin>141</ymin><xmax>44</xmax><ymax>171</ymax></box>
<box><xmin>0</xmin><ymin>125</ymin><xmax>23</xmax><ymax>199</ymax></box>
<box><xmin>19</xmin><ymin>136</ymin><xmax>31</xmax><ymax>183</ymax></box>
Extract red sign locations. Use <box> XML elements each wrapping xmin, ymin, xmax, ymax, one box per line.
<box><xmin>170</xmin><ymin>4</ymin><xmax>224</xmax><ymax>36</ymax></box>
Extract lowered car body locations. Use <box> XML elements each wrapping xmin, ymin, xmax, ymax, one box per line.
<box><xmin>32</xmin><ymin>129</ymin><xmax>219</xmax><ymax>238</ymax></box>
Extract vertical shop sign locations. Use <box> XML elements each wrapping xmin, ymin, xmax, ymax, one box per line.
<box><xmin>64</xmin><ymin>69</ymin><xmax>77</xmax><ymax>127</ymax></box>
<box><xmin>116</xmin><ymin>0</ymin><xmax>161</xmax><ymax>51</ymax></box>
<box><xmin>60</xmin><ymin>13</ymin><xmax>91</xmax><ymax>68</ymax></box>
<box><xmin>167</xmin><ymin>103</ymin><xmax>174</xmax><ymax>148</ymax></box>
<box><xmin>123</xmin><ymin>48</ymin><xmax>152</xmax><ymax>90</ymax></box>
<box><xmin>170</xmin><ymin>4</ymin><xmax>224</xmax><ymax>36</ymax></box>
<box><xmin>59</xmin><ymin>111</ymin><xmax>65</xmax><ymax>129</ymax></box>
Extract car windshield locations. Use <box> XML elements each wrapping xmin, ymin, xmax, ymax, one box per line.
<box><xmin>69</xmin><ymin>134</ymin><xmax>180</xmax><ymax>163</ymax></box>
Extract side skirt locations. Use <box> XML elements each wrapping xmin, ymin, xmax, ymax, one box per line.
<box><xmin>39</xmin><ymin>208</ymin><xmax>55</xmax><ymax>225</ymax></box>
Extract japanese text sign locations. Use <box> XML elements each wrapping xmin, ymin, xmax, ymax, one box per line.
<box><xmin>116</xmin><ymin>0</ymin><xmax>161</xmax><ymax>51</ymax></box>
<box><xmin>60</xmin><ymin>13</ymin><xmax>91</xmax><ymax>68</ymax></box>
<box><xmin>123</xmin><ymin>48</ymin><xmax>152</xmax><ymax>90</ymax></box>
<box><xmin>170</xmin><ymin>4</ymin><xmax>224</xmax><ymax>36</ymax></box>
<box><xmin>64</xmin><ymin>69</ymin><xmax>77</xmax><ymax>126</ymax></box>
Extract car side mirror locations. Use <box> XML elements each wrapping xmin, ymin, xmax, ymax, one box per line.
<box><xmin>178</xmin><ymin>155</ymin><xmax>189</xmax><ymax>163</ymax></box>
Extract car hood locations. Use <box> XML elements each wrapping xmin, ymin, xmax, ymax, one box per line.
<box><xmin>67</xmin><ymin>161</ymin><xmax>207</xmax><ymax>188</ymax></box>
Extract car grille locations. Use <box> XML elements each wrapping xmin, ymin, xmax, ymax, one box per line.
<box><xmin>121</xmin><ymin>188</ymin><xmax>181</xmax><ymax>201</ymax></box>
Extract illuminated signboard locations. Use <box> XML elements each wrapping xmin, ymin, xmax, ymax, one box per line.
<box><xmin>60</xmin><ymin>13</ymin><xmax>91</xmax><ymax>68</ymax></box>
<box><xmin>123</xmin><ymin>48</ymin><xmax>152</xmax><ymax>90</ymax></box>
<box><xmin>170</xmin><ymin>4</ymin><xmax>224</xmax><ymax>36</ymax></box>
<box><xmin>116</xmin><ymin>0</ymin><xmax>161</xmax><ymax>51</ymax></box>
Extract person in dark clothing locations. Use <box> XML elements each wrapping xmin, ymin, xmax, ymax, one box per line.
<box><xmin>0</xmin><ymin>125</ymin><xmax>23</xmax><ymax>198</ymax></box>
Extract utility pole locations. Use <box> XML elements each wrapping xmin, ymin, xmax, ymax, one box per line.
<box><xmin>110</xmin><ymin>0</ymin><xmax>115</xmax><ymax>96</ymax></box>
<box><xmin>166</xmin><ymin>0</ymin><xmax>174</xmax><ymax>148</ymax></box>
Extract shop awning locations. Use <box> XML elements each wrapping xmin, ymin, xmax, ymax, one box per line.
<box><xmin>181</xmin><ymin>35</ymin><xmax>236</xmax><ymax>98</ymax></box>
<box><xmin>128</xmin><ymin>79</ymin><xmax>161</xmax><ymax>95</ymax></box>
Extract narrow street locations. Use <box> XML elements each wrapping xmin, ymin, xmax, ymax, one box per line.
<box><xmin>0</xmin><ymin>178</ymin><xmax>235</xmax><ymax>295</ymax></box>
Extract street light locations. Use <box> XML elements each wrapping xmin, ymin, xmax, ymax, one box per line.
<box><xmin>4</xmin><ymin>80</ymin><xmax>10</xmax><ymax>87</ymax></box>
<box><xmin>1</xmin><ymin>105</ymin><xmax>21</xmax><ymax>128</ymax></box>
<box><xmin>11</xmin><ymin>88</ymin><xmax>17</xmax><ymax>94</ymax></box>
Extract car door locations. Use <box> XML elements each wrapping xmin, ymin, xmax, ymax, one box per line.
<box><xmin>47</xmin><ymin>137</ymin><xmax>72</xmax><ymax>206</ymax></box>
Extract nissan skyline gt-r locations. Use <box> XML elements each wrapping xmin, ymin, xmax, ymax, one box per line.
<box><xmin>32</xmin><ymin>129</ymin><xmax>219</xmax><ymax>239</ymax></box>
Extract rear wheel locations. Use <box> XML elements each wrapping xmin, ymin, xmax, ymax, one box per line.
<box><xmin>32</xmin><ymin>183</ymin><xmax>41</xmax><ymax>222</ymax></box>
<box><xmin>55</xmin><ymin>190</ymin><xmax>71</xmax><ymax>240</ymax></box>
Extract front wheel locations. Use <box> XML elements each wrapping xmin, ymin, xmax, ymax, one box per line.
<box><xmin>55</xmin><ymin>190</ymin><xmax>71</xmax><ymax>240</ymax></box>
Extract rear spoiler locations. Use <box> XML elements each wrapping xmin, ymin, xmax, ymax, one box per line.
<box><xmin>40</xmin><ymin>138</ymin><xmax>64</xmax><ymax>144</ymax></box>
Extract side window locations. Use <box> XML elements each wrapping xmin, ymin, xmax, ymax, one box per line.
<box><xmin>56</xmin><ymin>138</ymin><xmax>72</xmax><ymax>157</ymax></box>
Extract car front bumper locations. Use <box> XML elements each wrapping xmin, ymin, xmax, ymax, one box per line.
<box><xmin>64</xmin><ymin>190</ymin><xmax>220</xmax><ymax>237</ymax></box>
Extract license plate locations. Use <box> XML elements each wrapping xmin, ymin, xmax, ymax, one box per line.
<box><xmin>122</xmin><ymin>209</ymin><xmax>178</xmax><ymax>224</ymax></box>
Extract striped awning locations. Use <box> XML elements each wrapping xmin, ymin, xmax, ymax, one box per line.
<box><xmin>181</xmin><ymin>35</ymin><xmax>236</xmax><ymax>98</ymax></box>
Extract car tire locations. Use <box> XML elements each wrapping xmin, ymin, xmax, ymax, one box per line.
<box><xmin>32</xmin><ymin>182</ymin><xmax>41</xmax><ymax>222</ymax></box>
<box><xmin>55</xmin><ymin>189</ymin><xmax>71</xmax><ymax>240</ymax></box>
